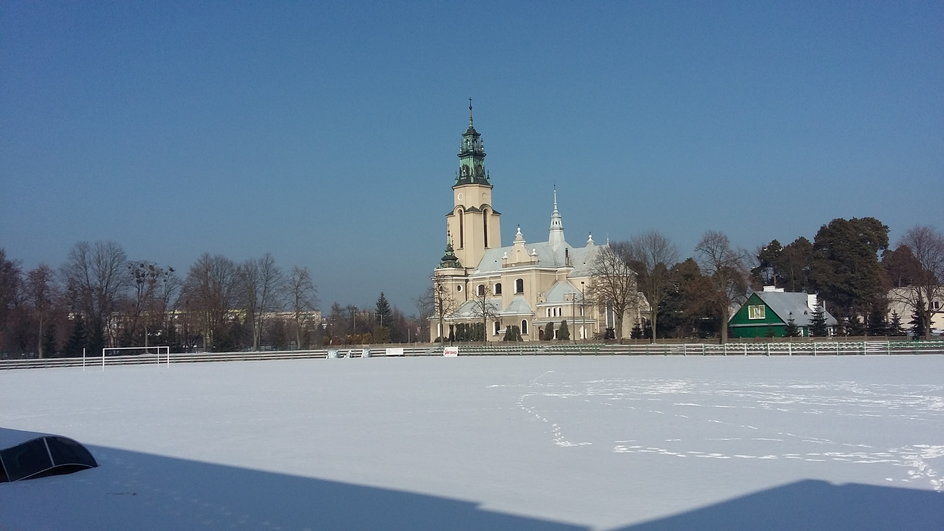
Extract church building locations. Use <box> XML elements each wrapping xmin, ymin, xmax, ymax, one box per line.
<box><xmin>431</xmin><ymin>104</ymin><xmax>642</xmax><ymax>342</ymax></box>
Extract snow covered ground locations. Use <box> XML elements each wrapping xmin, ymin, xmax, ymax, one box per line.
<box><xmin>1</xmin><ymin>355</ymin><xmax>942</xmax><ymax>530</ymax></box>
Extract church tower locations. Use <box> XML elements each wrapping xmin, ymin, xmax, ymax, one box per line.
<box><xmin>445</xmin><ymin>100</ymin><xmax>502</xmax><ymax>269</ymax></box>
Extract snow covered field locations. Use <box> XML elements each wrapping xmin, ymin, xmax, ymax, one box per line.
<box><xmin>2</xmin><ymin>355</ymin><xmax>943</xmax><ymax>530</ymax></box>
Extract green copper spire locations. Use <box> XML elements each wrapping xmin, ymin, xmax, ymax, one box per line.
<box><xmin>438</xmin><ymin>239</ymin><xmax>462</xmax><ymax>269</ymax></box>
<box><xmin>455</xmin><ymin>99</ymin><xmax>490</xmax><ymax>186</ymax></box>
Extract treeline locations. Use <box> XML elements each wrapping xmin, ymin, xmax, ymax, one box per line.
<box><xmin>604</xmin><ymin>219</ymin><xmax>943</xmax><ymax>342</ymax></box>
<box><xmin>321</xmin><ymin>292</ymin><xmax>428</xmax><ymax>345</ymax></box>
<box><xmin>0</xmin><ymin>242</ymin><xmax>335</xmax><ymax>358</ymax></box>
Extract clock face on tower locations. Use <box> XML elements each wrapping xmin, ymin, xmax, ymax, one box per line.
<box><xmin>457</xmin><ymin>192</ymin><xmax>463</xmax><ymax>201</ymax></box>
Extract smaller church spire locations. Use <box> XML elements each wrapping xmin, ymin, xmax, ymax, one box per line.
<box><xmin>548</xmin><ymin>188</ymin><xmax>565</xmax><ymax>251</ymax></box>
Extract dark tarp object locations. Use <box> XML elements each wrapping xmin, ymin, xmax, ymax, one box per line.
<box><xmin>0</xmin><ymin>435</ymin><xmax>98</xmax><ymax>482</ymax></box>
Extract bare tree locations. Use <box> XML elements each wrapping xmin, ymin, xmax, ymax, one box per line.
<box><xmin>432</xmin><ymin>277</ymin><xmax>459</xmax><ymax>342</ymax></box>
<box><xmin>695</xmin><ymin>230</ymin><xmax>749</xmax><ymax>343</ymax></box>
<box><xmin>588</xmin><ymin>244</ymin><xmax>640</xmax><ymax>340</ymax></box>
<box><xmin>892</xmin><ymin>226</ymin><xmax>944</xmax><ymax>339</ymax></box>
<box><xmin>237</xmin><ymin>254</ymin><xmax>284</xmax><ymax>351</ymax></box>
<box><xmin>62</xmin><ymin>241</ymin><xmax>129</xmax><ymax>350</ymax></box>
<box><xmin>415</xmin><ymin>285</ymin><xmax>435</xmax><ymax>342</ymax></box>
<box><xmin>181</xmin><ymin>254</ymin><xmax>238</xmax><ymax>351</ymax></box>
<box><xmin>25</xmin><ymin>265</ymin><xmax>58</xmax><ymax>358</ymax></box>
<box><xmin>287</xmin><ymin>265</ymin><xmax>318</xmax><ymax>348</ymax></box>
<box><xmin>156</xmin><ymin>268</ymin><xmax>182</xmax><ymax>347</ymax></box>
<box><xmin>469</xmin><ymin>283</ymin><xmax>500</xmax><ymax>342</ymax></box>
<box><xmin>624</xmin><ymin>231</ymin><xmax>679</xmax><ymax>342</ymax></box>
<box><xmin>0</xmin><ymin>249</ymin><xmax>22</xmax><ymax>352</ymax></box>
<box><xmin>125</xmin><ymin>261</ymin><xmax>176</xmax><ymax>347</ymax></box>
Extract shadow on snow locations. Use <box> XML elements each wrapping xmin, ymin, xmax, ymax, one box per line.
<box><xmin>0</xmin><ymin>428</ymin><xmax>583</xmax><ymax>530</ymax></box>
<box><xmin>2</xmin><ymin>428</ymin><xmax>942</xmax><ymax>530</ymax></box>
<box><xmin>620</xmin><ymin>478</ymin><xmax>943</xmax><ymax>531</ymax></box>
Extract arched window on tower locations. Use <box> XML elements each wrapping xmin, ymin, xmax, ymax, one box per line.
<box><xmin>515</xmin><ymin>278</ymin><xmax>524</xmax><ymax>294</ymax></box>
<box><xmin>458</xmin><ymin>210</ymin><xmax>464</xmax><ymax>248</ymax></box>
<box><xmin>494</xmin><ymin>283</ymin><xmax>502</xmax><ymax>295</ymax></box>
<box><xmin>521</xmin><ymin>320</ymin><xmax>529</xmax><ymax>335</ymax></box>
<box><xmin>483</xmin><ymin>208</ymin><xmax>489</xmax><ymax>248</ymax></box>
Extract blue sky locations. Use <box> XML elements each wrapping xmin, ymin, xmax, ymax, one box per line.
<box><xmin>2</xmin><ymin>1</ymin><xmax>942</xmax><ymax>312</ymax></box>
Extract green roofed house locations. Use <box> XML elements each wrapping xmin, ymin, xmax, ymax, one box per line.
<box><xmin>729</xmin><ymin>287</ymin><xmax>837</xmax><ymax>338</ymax></box>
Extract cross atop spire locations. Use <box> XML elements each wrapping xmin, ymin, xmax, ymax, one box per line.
<box><xmin>468</xmin><ymin>97</ymin><xmax>473</xmax><ymax>127</ymax></box>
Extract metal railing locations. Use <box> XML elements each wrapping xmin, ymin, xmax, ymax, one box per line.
<box><xmin>2</xmin><ymin>340</ymin><xmax>942</xmax><ymax>370</ymax></box>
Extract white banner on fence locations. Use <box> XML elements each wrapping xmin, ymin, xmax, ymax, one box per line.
<box><xmin>443</xmin><ymin>346</ymin><xmax>459</xmax><ymax>357</ymax></box>
<box><xmin>386</xmin><ymin>347</ymin><xmax>404</xmax><ymax>357</ymax></box>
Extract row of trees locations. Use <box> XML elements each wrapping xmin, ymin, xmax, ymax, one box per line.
<box><xmin>3</xmin><ymin>219</ymin><xmax>940</xmax><ymax>355</ymax></box>
<box><xmin>588</xmin><ymin>229</ymin><xmax>747</xmax><ymax>342</ymax></box>
<box><xmin>321</xmin><ymin>292</ymin><xmax>427</xmax><ymax>345</ymax></box>
<box><xmin>0</xmin><ymin>242</ymin><xmax>327</xmax><ymax>357</ymax></box>
<box><xmin>589</xmin><ymin>220</ymin><xmax>943</xmax><ymax>342</ymax></box>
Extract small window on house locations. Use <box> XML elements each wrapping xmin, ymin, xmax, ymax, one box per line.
<box><xmin>494</xmin><ymin>283</ymin><xmax>502</xmax><ymax>295</ymax></box>
<box><xmin>515</xmin><ymin>278</ymin><xmax>524</xmax><ymax>294</ymax></box>
<box><xmin>748</xmin><ymin>305</ymin><xmax>766</xmax><ymax>320</ymax></box>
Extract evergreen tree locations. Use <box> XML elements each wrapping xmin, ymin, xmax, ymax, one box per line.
<box><xmin>454</xmin><ymin>323</ymin><xmax>467</xmax><ymax>342</ymax></box>
<box><xmin>472</xmin><ymin>322</ymin><xmax>485</xmax><ymax>342</ymax></box>
<box><xmin>809</xmin><ymin>302</ymin><xmax>828</xmax><ymax>337</ymax></box>
<box><xmin>847</xmin><ymin>315</ymin><xmax>865</xmax><ymax>336</ymax></box>
<box><xmin>42</xmin><ymin>323</ymin><xmax>58</xmax><ymax>357</ymax></box>
<box><xmin>558</xmin><ymin>320</ymin><xmax>570</xmax><ymax>340</ymax></box>
<box><xmin>544</xmin><ymin>322</ymin><xmax>555</xmax><ymax>341</ymax></box>
<box><xmin>503</xmin><ymin>325</ymin><xmax>522</xmax><ymax>342</ymax></box>
<box><xmin>866</xmin><ymin>309</ymin><xmax>887</xmax><ymax>336</ymax></box>
<box><xmin>784</xmin><ymin>318</ymin><xmax>800</xmax><ymax>337</ymax></box>
<box><xmin>630</xmin><ymin>321</ymin><xmax>644</xmax><ymax>339</ymax></box>
<box><xmin>64</xmin><ymin>315</ymin><xmax>87</xmax><ymax>357</ymax></box>
<box><xmin>811</xmin><ymin>217</ymin><xmax>889</xmax><ymax>319</ymax></box>
<box><xmin>888</xmin><ymin>311</ymin><xmax>906</xmax><ymax>336</ymax></box>
<box><xmin>909</xmin><ymin>310</ymin><xmax>925</xmax><ymax>339</ymax></box>
<box><xmin>374</xmin><ymin>292</ymin><xmax>392</xmax><ymax>327</ymax></box>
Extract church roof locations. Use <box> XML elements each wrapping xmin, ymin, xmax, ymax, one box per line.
<box><xmin>542</xmin><ymin>281</ymin><xmax>579</xmax><ymax>305</ymax></box>
<box><xmin>473</xmin><ymin>238</ymin><xmax>601</xmax><ymax>277</ymax></box>
<box><xmin>503</xmin><ymin>296</ymin><xmax>533</xmax><ymax>316</ymax></box>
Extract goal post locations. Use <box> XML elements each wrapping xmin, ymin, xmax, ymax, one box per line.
<box><xmin>100</xmin><ymin>346</ymin><xmax>171</xmax><ymax>369</ymax></box>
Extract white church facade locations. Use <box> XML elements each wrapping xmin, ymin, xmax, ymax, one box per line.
<box><xmin>430</xmin><ymin>105</ymin><xmax>643</xmax><ymax>342</ymax></box>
